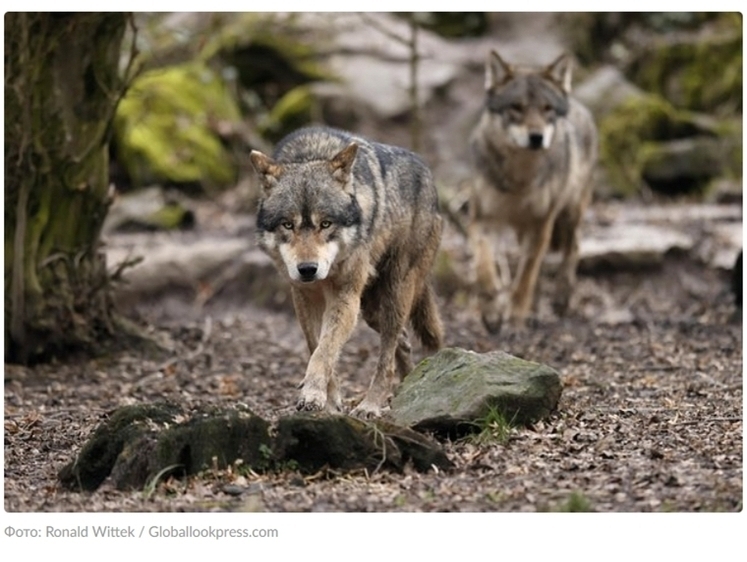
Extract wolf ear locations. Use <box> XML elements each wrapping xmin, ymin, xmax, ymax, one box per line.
<box><xmin>329</xmin><ymin>142</ymin><xmax>358</xmax><ymax>184</ymax></box>
<box><xmin>546</xmin><ymin>53</ymin><xmax>573</xmax><ymax>94</ymax></box>
<box><xmin>250</xmin><ymin>150</ymin><xmax>283</xmax><ymax>192</ymax></box>
<box><xmin>486</xmin><ymin>50</ymin><xmax>512</xmax><ymax>90</ymax></box>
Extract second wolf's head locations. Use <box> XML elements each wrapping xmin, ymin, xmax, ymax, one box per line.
<box><xmin>482</xmin><ymin>51</ymin><xmax>573</xmax><ymax>151</ymax></box>
<box><xmin>250</xmin><ymin>143</ymin><xmax>362</xmax><ymax>284</ymax></box>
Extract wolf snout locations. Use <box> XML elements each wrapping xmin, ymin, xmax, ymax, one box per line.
<box><xmin>297</xmin><ymin>262</ymin><xmax>319</xmax><ymax>282</ymax></box>
<box><xmin>528</xmin><ymin>133</ymin><xmax>544</xmax><ymax>150</ymax></box>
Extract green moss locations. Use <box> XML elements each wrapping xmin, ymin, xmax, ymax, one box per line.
<box><xmin>259</xmin><ymin>85</ymin><xmax>316</xmax><ymax>143</ymax></box>
<box><xmin>114</xmin><ymin>62</ymin><xmax>241</xmax><ymax>190</ymax></box>
<box><xmin>203</xmin><ymin>13</ymin><xmax>333</xmax><ymax>95</ymax></box>
<box><xmin>599</xmin><ymin>93</ymin><xmax>718</xmax><ymax>195</ymax></box>
<box><xmin>153</xmin><ymin>411</ymin><xmax>272</xmax><ymax>474</ymax></box>
<box><xmin>627</xmin><ymin>15</ymin><xmax>742</xmax><ymax>114</ymax></box>
<box><xmin>146</xmin><ymin>203</ymin><xmax>193</xmax><ymax>230</ymax></box>
<box><xmin>58</xmin><ymin>403</ymin><xmax>182</xmax><ymax>491</ymax></box>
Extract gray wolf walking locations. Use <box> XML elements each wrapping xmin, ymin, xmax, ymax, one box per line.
<box><xmin>468</xmin><ymin>50</ymin><xmax>598</xmax><ymax>332</ymax></box>
<box><xmin>250</xmin><ymin>127</ymin><xmax>444</xmax><ymax>418</ymax></box>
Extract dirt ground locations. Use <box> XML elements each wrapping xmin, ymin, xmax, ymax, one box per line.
<box><xmin>4</xmin><ymin>210</ymin><xmax>743</xmax><ymax>512</ymax></box>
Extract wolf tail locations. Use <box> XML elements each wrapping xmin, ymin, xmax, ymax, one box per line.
<box><xmin>410</xmin><ymin>282</ymin><xmax>444</xmax><ymax>351</ymax></box>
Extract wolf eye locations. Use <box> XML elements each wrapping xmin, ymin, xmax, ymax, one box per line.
<box><xmin>510</xmin><ymin>103</ymin><xmax>523</xmax><ymax>112</ymax></box>
<box><xmin>320</xmin><ymin>220</ymin><xmax>332</xmax><ymax>229</ymax></box>
<box><xmin>282</xmin><ymin>221</ymin><xmax>294</xmax><ymax>230</ymax></box>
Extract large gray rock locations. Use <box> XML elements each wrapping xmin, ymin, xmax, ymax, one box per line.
<box><xmin>390</xmin><ymin>347</ymin><xmax>562</xmax><ymax>434</ymax></box>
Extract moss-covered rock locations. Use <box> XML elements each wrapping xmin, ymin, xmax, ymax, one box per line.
<box><xmin>202</xmin><ymin>13</ymin><xmax>332</xmax><ymax>113</ymax></box>
<box><xmin>58</xmin><ymin>403</ymin><xmax>183</xmax><ymax>491</ymax></box>
<box><xmin>258</xmin><ymin>85</ymin><xmax>317</xmax><ymax>143</ymax></box>
<box><xmin>273</xmin><ymin>414</ymin><xmax>453</xmax><ymax>474</ymax></box>
<box><xmin>638</xmin><ymin>135</ymin><xmax>741</xmax><ymax>195</ymax></box>
<box><xmin>598</xmin><ymin>93</ymin><xmax>739</xmax><ymax>195</ymax></box>
<box><xmin>625</xmin><ymin>15</ymin><xmax>742</xmax><ymax>115</ymax></box>
<box><xmin>114</xmin><ymin>62</ymin><xmax>242</xmax><ymax>191</ymax></box>
<box><xmin>103</xmin><ymin>187</ymin><xmax>195</xmax><ymax>233</ymax></box>
<box><xmin>60</xmin><ymin>405</ymin><xmax>451</xmax><ymax>491</ymax></box>
<box><xmin>390</xmin><ymin>347</ymin><xmax>562</xmax><ymax>436</ymax></box>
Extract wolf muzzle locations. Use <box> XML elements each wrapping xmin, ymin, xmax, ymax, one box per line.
<box><xmin>529</xmin><ymin>133</ymin><xmax>545</xmax><ymax>150</ymax></box>
<box><xmin>297</xmin><ymin>262</ymin><xmax>319</xmax><ymax>283</ymax></box>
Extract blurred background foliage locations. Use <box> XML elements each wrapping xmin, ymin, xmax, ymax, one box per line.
<box><xmin>111</xmin><ymin>12</ymin><xmax>742</xmax><ymax>201</ymax></box>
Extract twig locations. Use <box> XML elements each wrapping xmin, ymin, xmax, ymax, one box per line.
<box><xmin>670</xmin><ymin>417</ymin><xmax>741</xmax><ymax>426</ymax></box>
<box><xmin>147</xmin><ymin>316</ymin><xmax>214</xmax><ymax>377</ymax></box>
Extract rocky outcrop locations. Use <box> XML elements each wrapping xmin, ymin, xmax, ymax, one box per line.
<box><xmin>58</xmin><ymin>404</ymin><xmax>453</xmax><ymax>492</ymax></box>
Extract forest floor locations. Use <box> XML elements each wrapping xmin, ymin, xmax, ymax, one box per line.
<box><xmin>4</xmin><ymin>209</ymin><xmax>743</xmax><ymax>512</ymax></box>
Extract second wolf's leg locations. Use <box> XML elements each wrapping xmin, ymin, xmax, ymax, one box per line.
<box><xmin>552</xmin><ymin>210</ymin><xmax>581</xmax><ymax>316</ymax></box>
<box><xmin>469</xmin><ymin>221</ymin><xmax>510</xmax><ymax>333</ymax></box>
<box><xmin>552</xmin><ymin>189</ymin><xmax>590</xmax><ymax>316</ymax></box>
<box><xmin>352</xmin><ymin>273</ymin><xmax>418</xmax><ymax>419</ymax></box>
<box><xmin>511</xmin><ymin>214</ymin><xmax>556</xmax><ymax>323</ymax></box>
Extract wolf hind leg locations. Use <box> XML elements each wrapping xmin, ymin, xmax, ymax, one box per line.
<box><xmin>410</xmin><ymin>282</ymin><xmax>444</xmax><ymax>351</ymax></box>
<box><xmin>353</xmin><ymin>274</ymin><xmax>419</xmax><ymax>419</ymax></box>
<box><xmin>362</xmin><ymin>306</ymin><xmax>414</xmax><ymax>382</ymax></box>
<box><xmin>551</xmin><ymin>201</ymin><xmax>587</xmax><ymax>317</ymax></box>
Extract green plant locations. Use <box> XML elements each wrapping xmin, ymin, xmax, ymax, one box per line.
<box><xmin>556</xmin><ymin>491</ymin><xmax>593</xmax><ymax>512</ymax></box>
<box><xmin>142</xmin><ymin>464</ymin><xmax>183</xmax><ymax>500</ymax></box>
<box><xmin>470</xmin><ymin>405</ymin><xmax>518</xmax><ymax>445</ymax></box>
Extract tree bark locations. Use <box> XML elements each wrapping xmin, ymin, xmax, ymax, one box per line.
<box><xmin>4</xmin><ymin>13</ymin><xmax>128</xmax><ymax>363</ymax></box>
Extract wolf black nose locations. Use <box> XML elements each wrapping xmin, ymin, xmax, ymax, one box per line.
<box><xmin>528</xmin><ymin>133</ymin><xmax>544</xmax><ymax>149</ymax></box>
<box><xmin>297</xmin><ymin>262</ymin><xmax>318</xmax><ymax>281</ymax></box>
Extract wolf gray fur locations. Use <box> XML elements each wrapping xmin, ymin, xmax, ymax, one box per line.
<box><xmin>250</xmin><ymin>126</ymin><xmax>444</xmax><ymax>418</ymax></box>
<box><xmin>468</xmin><ymin>50</ymin><xmax>598</xmax><ymax>332</ymax></box>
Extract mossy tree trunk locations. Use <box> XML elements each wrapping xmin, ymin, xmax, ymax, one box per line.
<box><xmin>5</xmin><ymin>13</ymin><xmax>130</xmax><ymax>363</ymax></box>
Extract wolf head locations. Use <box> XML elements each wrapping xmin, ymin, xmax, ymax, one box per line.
<box><xmin>250</xmin><ymin>143</ymin><xmax>363</xmax><ymax>284</ymax></box>
<box><xmin>483</xmin><ymin>51</ymin><xmax>572</xmax><ymax>150</ymax></box>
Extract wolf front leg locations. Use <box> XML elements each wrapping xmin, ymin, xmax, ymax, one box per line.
<box><xmin>294</xmin><ymin>285</ymin><xmax>361</xmax><ymax>413</ymax></box>
<box><xmin>468</xmin><ymin>221</ymin><xmax>511</xmax><ymax>333</ymax></box>
<box><xmin>511</xmin><ymin>213</ymin><xmax>557</xmax><ymax>323</ymax></box>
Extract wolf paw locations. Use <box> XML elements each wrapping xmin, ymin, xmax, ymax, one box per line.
<box><xmin>551</xmin><ymin>292</ymin><xmax>571</xmax><ymax>317</ymax></box>
<box><xmin>481</xmin><ymin>310</ymin><xmax>502</xmax><ymax>334</ymax></box>
<box><xmin>296</xmin><ymin>387</ymin><xmax>327</xmax><ymax>412</ymax></box>
<box><xmin>350</xmin><ymin>400</ymin><xmax>388</xmax><ymax>420</ymax></box>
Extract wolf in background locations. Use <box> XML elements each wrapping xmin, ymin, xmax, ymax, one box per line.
<box><xmin>250</xmin><ymin>127</ymin><xmax>443</xmax><ymax>418</ymax></box>
<box><xmin>468</xmin><ymin>50</ymin><xmax>598</xmax><ymax>332</ymax></box>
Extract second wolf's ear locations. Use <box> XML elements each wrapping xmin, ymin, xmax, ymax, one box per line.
<box><xmin>486</xmin><ymin>50</ymin><xmax>512</xmax><ymax>90</ymax></box>
<box><xmin>545</xmin><ymin>53</ymin><xmax>573</xmax><ymax>94</ymax></box>
<box><xmin>329</xmin><ymin>142</ymin><xmax>358</xmax><ymax>185</ymax></box>
<box><xmin>250</xmin><ymin>150</ymin><xmax>283</xmax><ymax>192</ymax></box>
